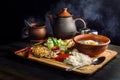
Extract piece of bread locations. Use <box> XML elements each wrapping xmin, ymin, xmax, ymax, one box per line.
<box><xmin>64</xmin><ymin>39</ymin><xmax>75</xmax><ymax>49</ymax></box>
<box><xmin>31</xmin><ymin>45</ymin><xmax>57</xmax><ymax>58</ymax></box>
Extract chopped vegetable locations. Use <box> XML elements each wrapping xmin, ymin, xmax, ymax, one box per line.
<box><xmin>46</xmin><ymin>37</ymin><xmax>54</xmax><ymax>49</ymax></box>
<box><xmin>55</xmin><ymin>51</ymin><xmax>72</xmax><ymax>62</ymax></box>
<box><xmin>57</xmin><ymin>39</ymin><xmax>67</xmax><ymax>50</ymax></box>
<box><xmin>46</xmin><ymin>37</ymin><xmax>67</xmax><ymax>50</ymax></box>
<box><xmin>51</xmin><ymin>37</ymin><xmax>59</xmax><ymax>46</ymax></box>
<box><xmin>65</xmin><ymin>50</ymin><xmax>72</xmax><ymax>53</ymax></box>
<box><xmin>52</xmin><ymin>46</ymin><xmax>59</xmax><ymax>50</ymax></box>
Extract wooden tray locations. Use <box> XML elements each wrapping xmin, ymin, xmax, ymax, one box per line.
<box><xmin>14</xmin><ymin>48</ymin><xmax>117</xmax><ymax>75</ymax></box>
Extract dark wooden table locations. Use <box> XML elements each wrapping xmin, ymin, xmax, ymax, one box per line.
<box><xmin>0</xmin><ymin>41</ymin><xmax>120</xmax><ymax>80</ymax></box>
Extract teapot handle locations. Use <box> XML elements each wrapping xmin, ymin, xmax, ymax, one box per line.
<box><xmin>22</xmin><ymin>27</ymin><xmax>29</xmax><ymax>36</ymax></box>
<box><xmin>74</xmin><ymin>18</ymin><xmax>87</xmax><ymax>29</ymax></box>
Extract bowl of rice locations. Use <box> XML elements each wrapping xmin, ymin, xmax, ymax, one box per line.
<box><xmin>73</xmin><ymin>34</ymin><xmax>110</xmax><ymax>57</ymax></box>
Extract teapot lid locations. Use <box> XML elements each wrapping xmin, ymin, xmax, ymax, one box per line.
<box><xmin>58</xmin><ymin>8</ymin><xmax>72</xmax><ymax>17</ymax></box>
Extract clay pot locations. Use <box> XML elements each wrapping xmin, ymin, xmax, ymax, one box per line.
<box><xmin>23</xmin><ymin>23</ymin><xmax>47</xmax><ymax>40</ymax></box>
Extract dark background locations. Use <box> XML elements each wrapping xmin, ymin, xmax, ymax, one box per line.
<box><xmin>1</xmin><ymin>0</ymin><xmax>58</xmax><ymax>45</ymax></box>
<box><xmin>1</xmin><ymin>0</ymin><xmax>120</xmax><ymax>45</ymax></box>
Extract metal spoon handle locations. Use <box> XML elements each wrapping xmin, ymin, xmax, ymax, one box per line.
<box><xmin>66</xmin><ymin>65</ymin><xmax>82</xmax><ymax>71</ymax></box>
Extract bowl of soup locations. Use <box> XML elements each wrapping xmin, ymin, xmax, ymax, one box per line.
<box><xmin>73</xmin><ymin>34</ymin><xmax>110</xmax><ymax>57</ymax></box>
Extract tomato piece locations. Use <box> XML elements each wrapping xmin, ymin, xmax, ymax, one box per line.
<box><xmin>59</xmin><ymin>51</ymin><xmax>65</xmax><ymax>55</ymax></box>
<box><xmin>52</xmin><ymin>46</ymin><xmax>59</xmax><ymax>50</ymax></box>
<box><xmin>55</xmin><ymin>52</ymin><xmax>72</xmax><ymax>62</ymax></box>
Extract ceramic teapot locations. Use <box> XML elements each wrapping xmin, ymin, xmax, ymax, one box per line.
<box><xmin>48</xmin><ymin>8</ymin><xmax>87</xmax><ymax>39</ymax></box>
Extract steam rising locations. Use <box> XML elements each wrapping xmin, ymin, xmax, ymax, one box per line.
<box><xmin>47</xmin><ymin>0</ymin><xmax>120</xmax><ymax>45</ymax></box>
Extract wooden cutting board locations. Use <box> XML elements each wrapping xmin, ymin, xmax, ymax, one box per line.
<box><xmin>15</xmin><ymin>48</ymin><xmax>117</xmax><ymax>75</ymax></box>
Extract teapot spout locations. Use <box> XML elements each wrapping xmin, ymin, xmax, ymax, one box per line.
<box><xmin>48</xmin><ymin>14</ymin><xmax>54</xmax><ymax>28</ymax></box>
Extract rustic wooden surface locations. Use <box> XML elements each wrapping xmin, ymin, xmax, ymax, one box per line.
<box><xmin>0</xmin><ymin>43</ymin><xmax>120</xmax><ymax>80</ymax></box>
<box><xmin>16</xmin><ymin>49</ymin><xmax>117</xmax><ymax>75</ymax></box>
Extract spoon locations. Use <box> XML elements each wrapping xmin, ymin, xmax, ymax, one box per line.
<box><xmin>66</xmin><ymin>56</ymin><xmax>106</xmax><ymax>71</ymax></box>
<box><xmin>92</xmin><ymin>56</ymin><xmax>105</xmax><ymax>65</ymax></box>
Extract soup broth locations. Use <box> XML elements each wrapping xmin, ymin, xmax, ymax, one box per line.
<box><xmin>78</xmin><ymin>40</ymin><xmax>104</xmax><ymax>45</ymax></box>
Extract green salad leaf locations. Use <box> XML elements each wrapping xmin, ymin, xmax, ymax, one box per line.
<box><xmin>46</xmin><ymin>37</ymin><xmax>67</xmax><ymax>50</ymax></box>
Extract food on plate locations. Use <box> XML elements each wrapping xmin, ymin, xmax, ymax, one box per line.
<box><xmin>63</xmin><ymin>51</ymin><xmax>92</xmax><ymax>66</ymax></box>
<box><xmin>64</xmin><ymin>39</ymin><xmax>75</xmax><ymax>48</ymax></box>
<box><xmin>30</xmin><ymin>37</ymin><xmax>93</xmax><ymax>67</ymax></box>
<box><xmin>31</xmin><ymin>45</ymin><xmax>57</xmax><ymax>58</ymax></box>
<box><xmin>78</xmin><ymin>40</ymin><xmax>104</xmax><ymax>45</ymax></box>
